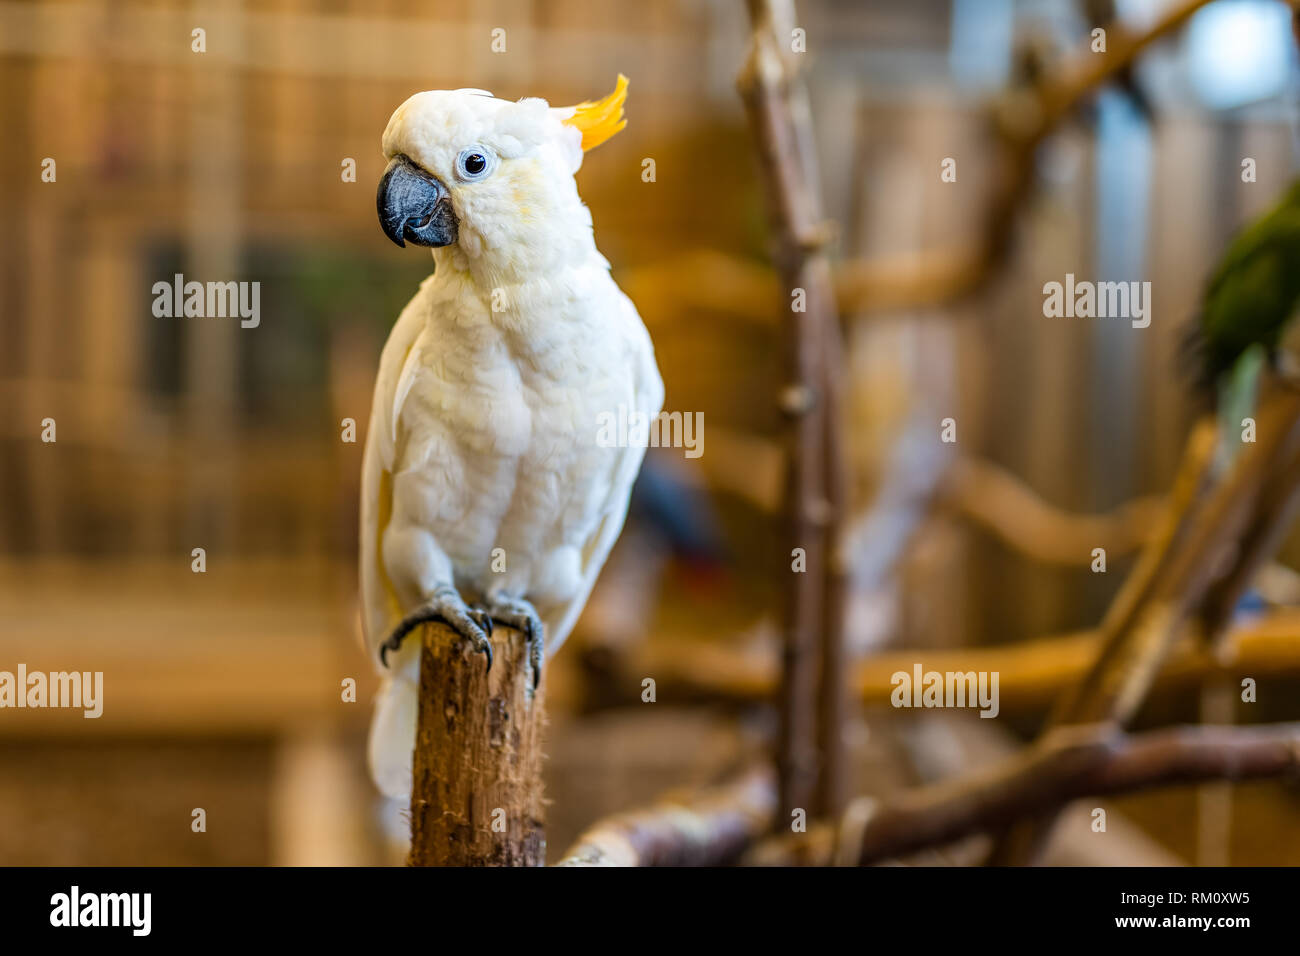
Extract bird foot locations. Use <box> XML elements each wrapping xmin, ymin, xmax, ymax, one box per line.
<box><xmin>379</xmin><ymin>585</ymin><xmax>494</xmax><ymax>671</ymax></box>
<box><xmin>486</xmin><ymin>595</ymin><xmax>545</xmax><ymax>691</ymax></box>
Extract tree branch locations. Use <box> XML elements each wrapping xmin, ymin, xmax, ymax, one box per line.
<box><xmin>748</xmin><ymin>722</ymin><xmax>1300</xmax><ymax>866</ymax></box>
<box><xmin>555</xmin><ymin>764</ymin><xmax>776</xmax><ymax>867</ymax></box>
<box><xmin>991</xmin><ymin>381</ymin><xmax>1300</xmax><ymax>863</ymax></box>
<box><xmin>579</xmin><ymin>609</ymin><xmax>1300</xmax><ymax>716</ymax></box>
<box><xmin>738</xmin><ymin>0</ymin><xmax>845</xmax><ymax>818</ymax></box>
<box><xmin>836</xmin><ymin>0</ymin><xmax>1215</xmax><ymax>316</ymax></box>
<box><xmin>942</xmin><ymin>457</ymin><xmax>1164</xmax><ymax>566</ymax></box>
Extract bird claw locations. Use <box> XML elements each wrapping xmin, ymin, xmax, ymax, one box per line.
<box><xmin>470</xmin><ymin>607</ymin><xmax>494</xmax><ymax>638</ymax></box>
<box><xmin>379</xmin><ymin>585</ymin><xmax>494</xmax><ymax>673</ymax></box>
<box><xmin>486</xmin><ymin>596</ymin><xmax>545</xmax><ymax>691</ymax></box>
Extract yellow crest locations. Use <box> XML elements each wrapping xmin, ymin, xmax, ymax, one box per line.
<box><xmin>562</xmin><ymin>75</ymin><xmax>628</xmax><ymax>152</ymax></box>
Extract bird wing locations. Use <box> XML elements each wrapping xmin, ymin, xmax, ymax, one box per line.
<box><xmin>1200</xmin><ymin>206</ymin><xmax>1300</xmax><ymax>379</ymax></box>
<box><xmin>359</xmin><ymin>293</ymin><xmax>430</xmax><ymax>670</ymax></box>
<box><xmin>543</xmin><ymin>289</ymin><xmax>663</xmax><ymax>654</ymax></box>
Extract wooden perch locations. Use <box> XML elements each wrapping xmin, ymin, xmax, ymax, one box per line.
<box><xmin>1200</xmin><ymin>419</ymin><xmax>1300</xmax><ymax>639</ymax></box>
<box><xmin>896</xmin><ymin>714</ymin><xmax>1187</xmax><ymax>866</ymax></box>
<box><xmin>835</xmin><ymin>248</ymin><xmax>992</xmax><ymax>318</ymax></box>
<box><xmin>853</xmin><ymin>612</ymin><xmax>1300</xmax><ymax>712</ymax></box>
<box><xmin>555</xmin><ymin>764</ymin><xmax>776</xmax><ymax>867</ymax></box>
<box><xmin>407</xmin><ymin>622</ymin><xmax>546</xmax><ymax>866</ymax></box>
<box><xmin>747</xmin><ymin>722</ymin><xmax>1300</xmax><ymax>866</ymax></box>
<box><xmin>580</xmin><ymin>608</ymin><xmax>1300</xmax><ymax>716</ymax></box>
<box><xmin>942</xmin><ymin>458</ymin><xmax>1164</xmax><ymax>566</ymax></box>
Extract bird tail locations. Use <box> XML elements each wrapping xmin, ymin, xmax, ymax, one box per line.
<box><xmin>367</xmin><ymin>642</ymin><xmax>420</xmax><ymax>799</ymax></box>
<box><xmin>1178</xmin><ymin>310</ymin><xmax>1252</xmax><ymax>417</ymax></box>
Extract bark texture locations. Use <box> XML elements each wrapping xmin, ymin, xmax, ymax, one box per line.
<box><xmin>407</xmin><ymin>621</ymin><xmax>546</xmax><ymax>866</ymax></box>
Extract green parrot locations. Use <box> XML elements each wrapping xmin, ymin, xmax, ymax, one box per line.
<box><xmin>1196</xmin><ymin>178</ymin><xmax>1300</xmax><ymax>385</ymax></box>
<box><xmin>1192</xmin><ymin>179</ymin><xmax>1300</xmax><ymax>461</ymax></box>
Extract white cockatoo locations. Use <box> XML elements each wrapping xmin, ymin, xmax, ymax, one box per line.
<box><xmin>361</xmin><ymin>76</ymin><xmax>663</xmax><ymax>797</ymax></box>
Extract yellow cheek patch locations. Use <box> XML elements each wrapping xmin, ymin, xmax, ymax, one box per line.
<box><xmin>506</xmin><ymin>161</ymin><xmax>543</xmax><ymax>217</ymax></box>
<box><xmin>562</xmin><ymin>74</ymin><xmax>628</xmax><ymax>151</ymax></box>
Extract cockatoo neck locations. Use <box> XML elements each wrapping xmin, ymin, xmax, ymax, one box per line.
<box><xmin>431</xmin><ymin>224</ymin><xmax>601</xmax><ymax>294</ymax></box>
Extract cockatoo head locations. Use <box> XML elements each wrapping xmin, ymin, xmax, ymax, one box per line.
<box><xmin>377</xmin><ymin>76</ymin><xmax>627</xmax><ymax>270</ymax></box>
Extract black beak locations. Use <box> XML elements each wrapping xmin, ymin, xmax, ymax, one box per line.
<box><xmin>377</xmin><ymin>155</ymin><xmax>458</xmax><ymax>248</ymax></box>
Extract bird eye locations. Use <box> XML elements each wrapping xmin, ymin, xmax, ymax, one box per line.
<box><xmin>455</xmin><ymin>146</ymin><xmax>496</xmax><ymax>182</ymax></box>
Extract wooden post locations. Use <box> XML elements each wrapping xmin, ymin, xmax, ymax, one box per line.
<box><xmin>406</xmin><ymin>621</ymin><xmax>546</xmax><ymax>867</ymax></box>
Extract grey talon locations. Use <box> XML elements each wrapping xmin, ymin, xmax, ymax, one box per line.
<box><xmin>485</xmin><ymin>595</ymin><xmax>546</xmax><ymax>690</ymax></box>
<box><xmin>379</xmin><ymin>587</ymin><xmax>493</xmax><ymax>672</ymax></box>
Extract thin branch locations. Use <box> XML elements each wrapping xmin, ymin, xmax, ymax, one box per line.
<box><xmin>738</xmin><ymin>0</ymin><xmax>841</xmax><ymax>818</ymax></box>
<box><xmin>1057</xmin><ymin>388</ymin><xmax>1300</xmax><ymax>728</ymax></box>
<box><xmin>555</xmin><ymin>764</ymin><xmax>776</xmax><ymax>867</ymax></box>
<box><xmin>817</xmin><ymin>241</ymin><xmax>852</xmax><ymax>817</ymax></box>
<box><xmin>854</xmin><ymin>611</ymin><xmax>1300</xmax><ymax>712</ymax></box>
<box><xmin>992</xmin><ymin>381</ymin><xmax>1300</xmax><ymax>863</ymax></box>
<box><xmin>895</xmin><ymin>714</ymin><xmax>1187</xmax><ymax>866</ymax></box>
<box><xmin>1024</xmin><ymin>0</ymin><xmax>1213</xmax><ymax>150</ymax></box>
<box><xmin>1199</xmin><ymin>428</ymin><xmax>1300</xmax><ymax>639</ymax></box>
<box><xmin>942</xmin><ymin>457</ymin><xmax>1165</xmax><ymax>566</ymax></box>
<box><xmin>834</xmin><ymin>247</ymin><xmax>991</xmax><ymax>318</ymax></box>
<box><xmin>748</xmin><ymin>722</ymin><xmax>1300</xmax><ymax>866</ymax></box>
<box><xmin>836</xmin><ymin>0</ymin><xmax>1215</xmax><ymax>316</ymax></box>
<box><xmin>579</xmin><ymin>609</ymin><xmax>1300</xmax><ymax>715</ymax></box>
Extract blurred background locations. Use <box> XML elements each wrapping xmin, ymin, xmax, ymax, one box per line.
<box><xmin>3</xmin><ymin>0</ymin><xmax>1300</xmax><ymax>865</ymax></box>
